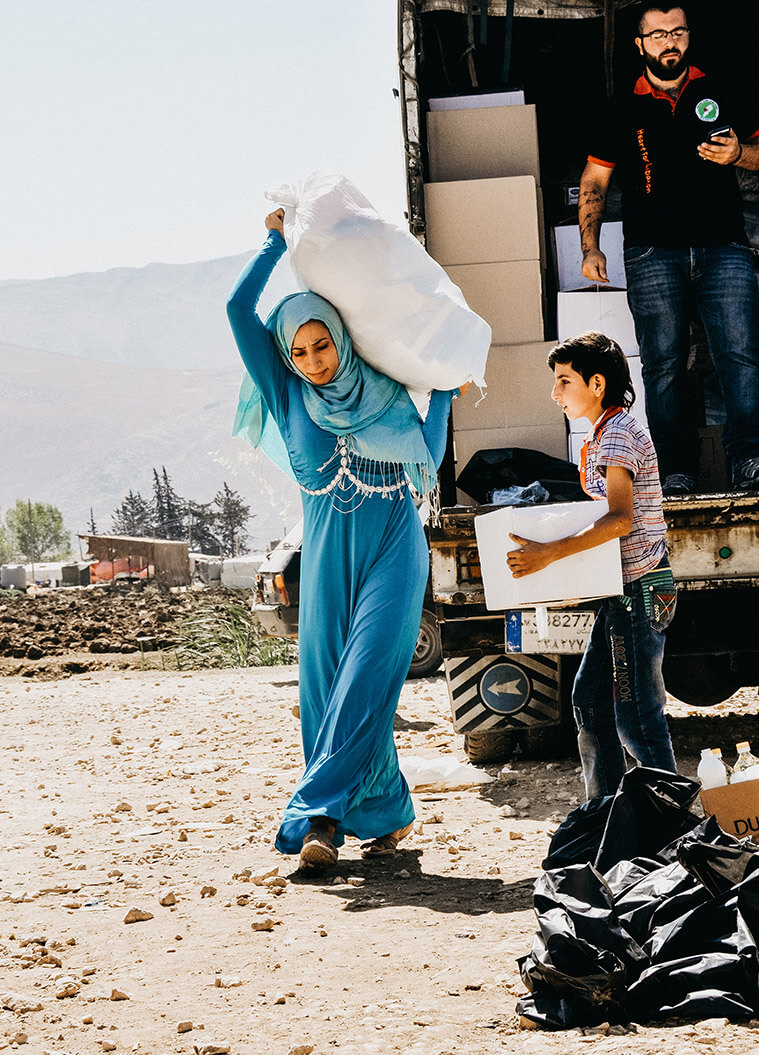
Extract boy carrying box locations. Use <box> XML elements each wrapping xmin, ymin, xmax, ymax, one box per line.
<box><xmin>506</xmin><ymin>331</ymin><xmax>678</xmax><ymax>799</ymax></box>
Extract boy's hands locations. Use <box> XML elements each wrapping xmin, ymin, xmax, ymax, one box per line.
<box><xmin>506</xmin><ymin>533</ymin><xmax>558</xmax><ymax>578</ymax></box>
<box><xmin>265</xmin><ymin>208</ymin><xmax>285</xmax><ymax>233</ymax></box>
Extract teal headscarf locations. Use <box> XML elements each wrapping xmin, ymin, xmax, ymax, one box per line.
<box><xmin>233</xmin><ymin>291</ymin><xmax>438</xmax><ymax>494</ymax></box>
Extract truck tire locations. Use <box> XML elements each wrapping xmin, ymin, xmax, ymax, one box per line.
<box><xmin>464</xmin><ymin>729</ymin><xmax>520</xmax><ymax>764</ymax></box>
<box><xmin>663</xmin><ymin>655</ymin><xmax>741</xmax><ymax>707</ymax></box>
<box><xmin>407</xmin><ymin>607</ymin><xmax>443</xmax><ymax>679</ymax></box>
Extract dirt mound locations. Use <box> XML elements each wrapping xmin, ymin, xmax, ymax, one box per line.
<box><xmin>0</xmin><ymin>581</ymin><xmax>202</xmax><ymax>661</ymax></box>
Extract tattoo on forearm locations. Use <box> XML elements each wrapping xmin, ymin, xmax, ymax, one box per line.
<box><xmin>578</xmin><ymin>184</ymin><xmax>607</xmax><ymax>253</ymax></box>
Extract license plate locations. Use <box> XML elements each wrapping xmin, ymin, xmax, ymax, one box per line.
<box><xmin>505</xmin><ymin>609</ymin><xmax>595</xmax><ymax>654</ymax></box>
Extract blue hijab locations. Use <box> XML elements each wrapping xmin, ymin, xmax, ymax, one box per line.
<box><xmin>233</xmin><ymin>291</ymin><xmax>437</xmax><ymax>494</ymax></box>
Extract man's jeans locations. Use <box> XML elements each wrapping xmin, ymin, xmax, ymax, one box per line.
<box><xmin>572</xmin><ymin>563</ymin><xmax>677</xmax><ymax>800</ymax></box>
<box><xmin>624</xmin><ymin>244</ymin><xmax>759</xmax><ymax>480</ymax></box>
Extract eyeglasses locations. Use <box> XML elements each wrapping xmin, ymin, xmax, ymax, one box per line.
<box><xmin>639</xmin><ymin>26</ymin><xmax>689</xmax><ymax>43</ymax></box>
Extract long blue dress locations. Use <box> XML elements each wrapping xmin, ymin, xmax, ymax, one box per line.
<box><xmin>227</xmin><ymin>230</ymin><xmax>453</xmax><ymax>854</ymax></box>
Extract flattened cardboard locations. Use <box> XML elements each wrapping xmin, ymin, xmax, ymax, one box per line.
<box><xmin>427</xmin><ymin>104</ymin><xmax>541</xmax><ymax>183</ymax></box>
<box><xmin>424</xmin><ymin>177</ymin><xmax>540</xmax><ymax>266</ymax></box>
<box><xmin>445</xmin><ymin>261</ymin><xmax>544</xmax><ymax>346</ymax></box>
<box><xmin>700</xmin><ymin>780</ymin><xmax>759</xmax><ymax>843</ymax></box>
<box><xmin>474</xmin><ymin>500</ymin><xmax>623</xmax><ymax>609</ymax></box>
<box><xmin>452</xmin><ymin>342</ymin><xmax>559</xmax><ymax>431</ymax></box>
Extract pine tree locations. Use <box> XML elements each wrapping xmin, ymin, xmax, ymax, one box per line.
<box><xmin>88</xmin><ymin>508</ymin><xmax>98</xmax><ymax>535</ymax></box>
<box><xmin>152</xmin><ymin>467</ymin><xmax>186</xmax><ymax>540</ymax></box>
<box><xmin>186</xmin><ymin>500</ymin><xmax>221</xmax><ymax>554</ymax></box>
<box><xmin>152</xmin><ymin>469</ymin><xmax>168</xmax><ymax>538</ymax></box>
<box><xmin>111</xmin><ymin>491</ymin><xmax>155</xmax><ymax>537</ymax></box>
<box><xmin>214</xmin><ymin>482</ymin><xmax>251</xmax><ymax>556</ymax></box>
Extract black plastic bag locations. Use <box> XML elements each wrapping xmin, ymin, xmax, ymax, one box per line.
<box><xmin>542</xmin><ymin>795</ymin><xmax>614</xmax><ymax>870</ymax></box>
<box><xmin>518</xmin><ymin>862</ymin><xmax>647</xmax><ymax>1028</ymax></box>
<box><xmin>544</xmin><ymin>767</ymin><xmax>702</xmax><ymax>875</ymax></box>
<box><xmin>611</xmin><ymin>859</ymin><xmax>707</xmax><ymax>947</ymax></box>
<box><xmin>517</xmin><ymin>770</ymin><xmax>759</xmax><ymax>1029</ymax></box>
<box><xmin>593</xmin><ymin>767</ymin><xmax>702</xmax><ymax>873</ymax></box>
<box><xmin>676</xmin><ymin>816</ymin><xmax>759</xmax><ymax>896</ymax></box>
<box><xmin>455</xmin><ymin>447</ymin><xmax>587</xmax><ymax>504</ymax></box>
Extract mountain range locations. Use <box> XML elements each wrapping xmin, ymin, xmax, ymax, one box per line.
<box><xmin>1</xmin><ymin>251</ymin><xmax>301</xmax><ymax>551</ymax></box>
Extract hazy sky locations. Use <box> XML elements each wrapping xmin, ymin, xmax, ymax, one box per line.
<box><xmin>1</xmin><ymin>0</ymin><xmax>407</xmax><ymax>281</ymax></box>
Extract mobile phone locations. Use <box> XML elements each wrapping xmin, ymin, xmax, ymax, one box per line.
<box><xmin>709</xmin><ymin>125</ymin><xmax>731</xmax><ymax>140</ymax></box>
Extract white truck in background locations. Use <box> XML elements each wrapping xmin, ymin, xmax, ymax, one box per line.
<box><xmin>396</xmin><ymin>0</ymin><xmax>759</xmax><ymax>762</ymax></box>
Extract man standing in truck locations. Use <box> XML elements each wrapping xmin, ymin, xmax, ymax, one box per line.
<box><xmin>579</xmin><ymin>2</ymin><xmax>759</xmax><ymax>495</ymax></box>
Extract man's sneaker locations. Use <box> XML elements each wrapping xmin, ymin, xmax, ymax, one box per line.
<box><xmin>732</xmin><ymin>457</ymin><xmax>759</xmax><ymax>491</ymax></box>
<box><xmin>662</xmin><ymin>473</ymin><xmax>695</xmax><ymax>496</ymax></box>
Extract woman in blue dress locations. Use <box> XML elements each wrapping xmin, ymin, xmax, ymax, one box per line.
<box><xmin>227</xmin><ymin>209</ymin><xmax>456</xmax><ymax>871</ymax></box>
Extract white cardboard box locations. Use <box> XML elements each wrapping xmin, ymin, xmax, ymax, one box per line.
<box><xmin>553</xmin><ymin>222</ymin><xmax>626</xmax><ymax>291</ymax></box>
<box><xmin>429</xmin><ymin>91</ymin><xmax>526</xmax><ymax>110</ymax></box>
<box><xmin>474</xmin><ymin>500</ymin><xmax>623</xmax><ymax>610</ymax></box>
<box><xmin>446</xmin><ymin>261</ymin><xmax>544</xmax><ymax>346</ymax></box>
<box><xmin>427</xmin><ymin>104</ymin><xmax>540</xmax><ymax>184</ymax></box>
<box><xmin>557</xmin><ymin>288</ymin><xmax>639</xmax><ymax>359</ymax></box>
<box><xmin>424</xmin><ymin>177</ymin><xmax>540</xmax><ymax>266</ymax></box>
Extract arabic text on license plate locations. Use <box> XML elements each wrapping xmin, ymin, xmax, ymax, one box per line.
<box><xmin>505</xmin><ymin>609</ymin><xmax>595</xmax><ymax>654</ymax></box>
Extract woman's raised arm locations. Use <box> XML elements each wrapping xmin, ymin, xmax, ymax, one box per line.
<box><xmin>226</xmin><ymin>213</ymin><xmax>290</xmax><ymax>415</ymax></box>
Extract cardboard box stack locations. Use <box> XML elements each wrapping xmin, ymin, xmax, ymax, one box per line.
<box><xmin>423</xmin><ymin>95</ymin><xmax>566</xmax><ymax>504</ymax></box>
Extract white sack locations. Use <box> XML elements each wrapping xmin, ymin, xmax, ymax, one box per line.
<box><xmin>265</xmin><ymin>172</ymin><xmax>491</xmax><ymax>408</ymax></box>
<box><xmin>399</xmin><ymin>753</ymin><xmax>495</xmax><ymax>792</ymax></box>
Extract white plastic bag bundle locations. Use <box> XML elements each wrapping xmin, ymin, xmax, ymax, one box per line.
<box><xmin>399</xmin><ymin>753</ymin><xmax>495</xmax><ymax>792</ymax></box>
<box><xmin>265</xmin><ymin>172</ymin><xmax>491</xmax><ymax>408</ymax></box>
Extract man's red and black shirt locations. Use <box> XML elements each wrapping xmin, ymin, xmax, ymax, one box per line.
<box><xmin>587</xmin><ymin>67</ymin><xmax>759</xmax><ymax>248</ymax></box>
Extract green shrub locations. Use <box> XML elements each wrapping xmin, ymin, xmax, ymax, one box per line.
<box><xmin>172</xmin><ymin>595</ymin><xmax>297</xmax><ymax>669</ymax></box>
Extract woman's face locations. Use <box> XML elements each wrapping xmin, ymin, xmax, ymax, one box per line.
<box><xmin>291</xmin><ymin>320</ymin><xmax>340</xmax><ymax>385</ymax></box>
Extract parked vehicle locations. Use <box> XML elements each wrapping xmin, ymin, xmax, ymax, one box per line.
<box><xmin>254</xmin><ymin>521</ymin><xmax>444</xmax><ymax>679</ymax></box>
<box><xmin>397</xmin><ymin>1</ymin><xmax>759</xmax><ymax>762</ymax></box>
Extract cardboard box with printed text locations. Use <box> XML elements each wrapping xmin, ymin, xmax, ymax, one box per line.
<box><xmin>700</xmin><ymin>780</ymin><xmax>759</xmax><ymax>843</ymax></box>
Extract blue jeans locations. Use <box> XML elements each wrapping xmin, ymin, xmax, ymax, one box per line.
<box><xmin>572</xmin><ymin>562</ymin><xmax>678</xmax><ymax>800</ymax></box>
<box><xmin>624</xmin><ymin>244</ymin><xmax>759</xmax><ymax>479</ymax></box>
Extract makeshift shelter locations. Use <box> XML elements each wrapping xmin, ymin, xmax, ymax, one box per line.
<box><xmin>79</xmin><ymin>534</ymin><xmax>190</xmax><ymax>587</ymax></box>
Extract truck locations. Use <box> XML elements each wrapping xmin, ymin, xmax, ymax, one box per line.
<box><xmin>396</xmin><ymin>0</ymin><xmax>759</xmax><ymax>762</ymax></box>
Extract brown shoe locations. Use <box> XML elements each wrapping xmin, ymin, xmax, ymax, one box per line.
<box><xmin>360</xmin><ymin>822</ymin><xmax>414</xmax><ymax>859</ymax></box>
<box><xmin>299</xmin><ymin>819</ymin><xmax>338</xmax><ymax>872</ymax></box>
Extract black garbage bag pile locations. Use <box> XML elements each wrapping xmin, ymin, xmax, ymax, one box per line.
<box><xmin>456</xmin><ymin>447</ymin><xmax>589</xmax><ymax>505</ymax></box>
<box><xmin>517</xmin><ymin>767</ymin><xmax>759</xmax><ymax>1029</ymax></box>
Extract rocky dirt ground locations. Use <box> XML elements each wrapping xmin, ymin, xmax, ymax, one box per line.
<box><xmin>0</xmin><ymin>585</ymin><xmax>203</xmax><ymax>665</ymax></box>
<box><xmin>2</xmin><ymin>587</ymin><xmax>759</xmax><ymax>1055</ymax></box>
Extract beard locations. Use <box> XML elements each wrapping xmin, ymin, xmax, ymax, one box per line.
<box><xmin>643</xmin><ymin>45</ymin><xmax>689</xmax><ymax>82</ymax></box>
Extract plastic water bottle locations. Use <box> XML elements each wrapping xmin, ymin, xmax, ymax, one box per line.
<box><xmin>697</xmin><ymin>748</ymin><xmax>728</xmax><ymax>789</ymax></box>
<box><xmin>711</xmin><ymin>747</ymin><xmax>733</xmax><ymax>782</ymax></box>
<box><xmin>731</xmin><ymin>763</ymin><xmax>759</xmax><ymax>785</ymax></box>
<box><xmin>734</xmin><ymin>741</ymin><xmax>759</xmax><ymax>773</ymax></box>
